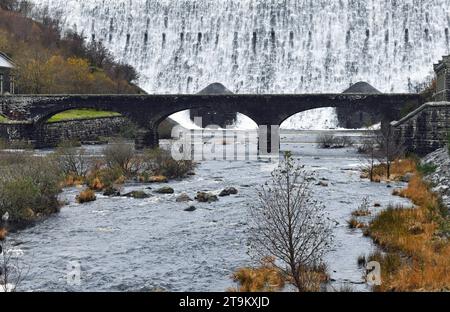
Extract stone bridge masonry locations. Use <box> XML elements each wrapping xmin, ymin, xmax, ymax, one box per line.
<box><xmin>392</xmin><ymin>102</ymin><xmax>450</xmax><ymax>156</ymax></box>
<box><xmin>0</xmin><ymin>93</ymin><xmax>421</xmax><ymax>152</ymax></box>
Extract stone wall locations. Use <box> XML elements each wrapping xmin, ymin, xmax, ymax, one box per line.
<box><xmin>37</xmin><ymin>116</ymin><xmax>128</xmax><ymax>147</ymax></box>
<box><xmin>392</xmin><ymin>102</ymin><xmax>450</xmax><ymax>156</ymax></box>
<box><xmin>0</xmin><ymin>122</ymin><xmax>33</xmax><ymax>143</ymax></box>
<box><xmin>0</xmin><ymin>116</ymin><xmax>128</xmax><ymax>147</ymax></box>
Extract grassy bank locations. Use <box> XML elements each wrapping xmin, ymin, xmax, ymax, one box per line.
<box><xmin>47</xmin><ymin>109</ymin><xmax>122</xmax><ymax>123</ymax></box>
<box><xmin>365</xmin><ymin>160</ymin><xmax>449</xmax><ymax>291</ymax></box>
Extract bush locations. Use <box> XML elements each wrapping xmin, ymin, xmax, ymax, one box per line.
<box><xmin>0</xmin><ymin>155</ymin><xmax>63</xmax><ymax>224</ymax></box>
<box><xmin>317</xmin><ymin>134</ymin><xmax>353</xmax><ymax>149</ymax></box>
<box><xmin>87</xmin><ymin>166</ymin><xmax>125</xmax><ymax>190</ymax></box>
<box><xmin>417</xmin><ymin>163</ymin><xmax>437</xmax><ymax>176</ymax></box>
<box><xmin>53</xmin><ymin>140</ymin><xmax>90</xmax><ymax>179</ymax></box>
<box><xmin>76</xmin><ymin>189</ymin><xmax>96</xmax><ymax>204</ymax></box>
<box><xmin>103</xmin><ymin>141</ymin><xmax>142</xmax><ymax>176</ymax></box>
<box><xmin>143</xmin><ymin>148</ymin><xmax>194</xmax><ymax>179</ymax></box>
<box><xmin>352</xmin><ymin>197</ymin><xmax>371</xmax><ymax>217</ymax></box>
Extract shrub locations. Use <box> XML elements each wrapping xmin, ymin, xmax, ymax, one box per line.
<box><xmin>347</xmin><ymin>217</ymin><xmax>365</xmax><ymax>229</ymax></box>
<box><xmin>87</xmin><ymin>166</ymin><xmax>125</xmax><ymax>190</ymax></box>
<box><xmin>76</xmin><ymin>189</ymin><xmax>96</xmax><ymax>204</ymax></box>
<box><xmin>53</xmin><ymin>140</ymin><xmax>90</xmax><ymax>179</ymax></box>
<box><xmin>0</xmin><ymin>155</ymin><xmax>63</xmax><ymax>224</ymax></box>
<box><xmin>416</xmin><ymin>163</ymin><xmax>437</xmax><ymax>176</ymax></box>
<box><xmin>352</xmin><ymin>197</ymin><xmax>371</xmax><ymax>217</ymax></box>
<box><xmin>103</xmin><ymin>141</ymin><xmax>142</xmax><ymax>176</ymax></box>
<box><xmin>143</xmin><ymin>148</ymin><xmax>194</xmax><ymax>179</ymax></box>
<box><xmin>317</xmin><ymin>134</ymin><xmax>353</xmax><ymax>149</ymax></box>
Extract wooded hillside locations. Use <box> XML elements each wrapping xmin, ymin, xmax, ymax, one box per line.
<box><xmin>0</xmin><ymin>0</ymin><xmax>142</xmax><ymax>94</ymax></box>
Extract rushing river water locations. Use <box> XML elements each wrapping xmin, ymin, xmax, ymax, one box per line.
<box><xmin>8</xmin><ymin>130</ymin><xmax>411</xmax><ymax>292</ymax></box>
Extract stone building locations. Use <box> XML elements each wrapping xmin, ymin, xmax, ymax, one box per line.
<box><xmin>0</xmin><ymin>52</ymin><xmax>15</xmax><ymax>95</ymax></box>
<box><xmin>434</xmin><ymin>55</ymin><xmax>450</xmax><ymax>101</ymax></box>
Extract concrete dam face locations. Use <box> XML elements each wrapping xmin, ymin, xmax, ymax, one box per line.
<box><xmin>30</xmin><ymin>0</ymin><xmax>450</xmax><ymax>128</ymax></box>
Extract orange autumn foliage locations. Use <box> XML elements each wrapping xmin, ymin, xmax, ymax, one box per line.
<box><xmin>368</xmin><ymin>159</ymin><xmax>450</xmax><ymax>292</ymax></box>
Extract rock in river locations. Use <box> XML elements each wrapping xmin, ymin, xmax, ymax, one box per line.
<box><xmin>123</xmin><ymin>191</ymin><xmax>150</xmax><ymax>199</ymax></box>
<box><xmin>155</xmin><ymin>186</ymin><xmax>175</xmax><ymax>194</ymax></box>
<box><xmin>195</xmin><ymin>192</ymin><xmax>219</xmax><ymax>203</ymax></box>
<box><xmin>176</xmin><ymin>193</ymin><xmax>193</xmax><ymax>202</ymax></box>
<box><xmin>219</xmin><ymin>187</ymin><xmax>239</xmax><ymax>197</ymax></box>
<box><xmin>103</xmin><ymin>187</ymin><xmax>121</xmax><ymax>197</ymax></box>
<box><xmin>184</xmin><ymin>206</ymin><xmax>197</xmax><ymax>212</ymax></box>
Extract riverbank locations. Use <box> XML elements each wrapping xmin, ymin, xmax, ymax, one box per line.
<box><xmin>0</xmin><ymin>142</ymin><xmax>195</xmax><ymax>236</ymax></box>
<box><xmin>2</xmin><ymin>134</ymin><xmax>413</xmax><ymax>292</ymax></box>
<box><xmin>364</xmin><ymin>152</ymin><xmax>449</xmax><ymax>291</ymax></box>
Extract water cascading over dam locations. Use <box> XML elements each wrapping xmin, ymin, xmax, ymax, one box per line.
<box><xmin>31</xmin><ymin>0</ymin><xmax>450</xmax><ymax>129</ymax></box>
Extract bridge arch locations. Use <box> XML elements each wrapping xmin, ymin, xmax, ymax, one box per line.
<box><xmin>280</xmin><ymin>107</ymin><xmax>339</xmax><ymax>130</ymax></box>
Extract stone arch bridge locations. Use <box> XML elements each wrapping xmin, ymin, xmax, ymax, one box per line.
<box><xmin>0</xmin><ymin>93</ymin><xmax>421</xmax><ymax>152</ymax></box>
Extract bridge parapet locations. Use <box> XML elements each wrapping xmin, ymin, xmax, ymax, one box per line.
<box><xmin>392</xmin><ymin>102</ymin><xmax>450</xmax><ymax>156</ymax></box>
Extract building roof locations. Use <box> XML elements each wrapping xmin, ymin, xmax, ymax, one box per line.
<box><xmin>197</xmin><ymin>83</ymin><xmax>233</xmax><ymax>95</ymax></box>
<box><xmin>343</xmin><ymin>81</ymin><xmax>381</xmax><ymax>94</ymax></box>
<box><xmin>0</xmin><ymin>52</ymin><xmax>14</xmax><ymax>69</ymax></box>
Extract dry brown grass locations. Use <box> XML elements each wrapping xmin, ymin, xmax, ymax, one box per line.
<box><xmin>367</xmin><ymin>160</ymin><xmax>450</xmax><ymax>292</ymax></box>
<box><xmin>230</xmin><ymin>258</ymin><xmax>330</xmax><ymax>292</ymax></box>
<box><xmin>0</xmin><ymin>228</ymin><xmax>7</xmax><ymax>241</ymax></box>
<box><xmin>62</xmin><ymin>175</ymin><xmax>85</xmax><ymax>188</ymax></box>
<box><xmin>230</xmin><ymin>258</ymin><xmax>285</xmax><ymax>292</ymax></box>
<box><xmin>348</xmin><ymin>217</ymin><xmax>366</xmax><ymax>229</ymax></box>
<box><xmin>76</xmin><ymin>189</ymin><xmax>97</xmax><ymax>204</ymax></box>
<box><xmin>362</xmin><ymin>159</ymin><xmax>417</xmax><ymax>182</ymax></box>
<box><xmin>89</xmin><ymin>177</ymin><xmax>105</xmax><ymax>191</ymax></box>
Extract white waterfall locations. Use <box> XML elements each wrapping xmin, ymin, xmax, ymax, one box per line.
<box><xmin>31</xmin><ymin>0</ymin><xmax>450</xmax><ymax>129</ymax></box>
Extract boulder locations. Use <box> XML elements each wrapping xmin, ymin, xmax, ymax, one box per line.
<box><xmin>123</xmin><ymin>191</ymin><xmax>150</xmax><ymax>199</ymax></box>
<box><xmin>195</xmin><ymin>192</ymin><xmax>219</xmax><ymax>203</ymax></box>
<box><xmin>184</xmin><ymin>206</ymin><xmax>197</xmax><ymax>212</ymax></box>
<box><xmin>317</xmin><ymin>181</ymin><xmax>329</xmax><ymax>187</ymax></box>
<box><xmin>103</xmin><ymin>187</ymin><xmax>121</xmax><ymax>197</ymax></box>
<box><xmin>219</xmin><ymin>187</ymin><xmax>239</xmax><ymax>197</ymax></box>
<box><xmin>176</xmin><ymin>193</ymin><xmax>193</xmax><ymax>202</ymax></box>
<box><xmin>155</xmin><ymin>186</ymin><xmax>175</xmax><ymax>194</ymax></box>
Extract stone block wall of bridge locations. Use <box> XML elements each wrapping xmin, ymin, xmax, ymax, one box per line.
<box><xmin>0</xmin><ymin>93</ymin><xmax>421</xmax><ymax>152</ymax></box>
<box><xmin>0</xmin><ymin>116</ymin><xmax>128</xmax><ymax>147</ymax></box>
<box><xmin>392</xmin><ymin>102</ymin><xmax>450</xmax><ymax>156</ymax></box>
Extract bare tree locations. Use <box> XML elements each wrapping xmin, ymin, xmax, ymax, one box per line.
<box><xmin>249</xmin><ymin>152</ymin><xmax>334</xmax><ymax>292</ymax></box>
<box><xmin>359</xmin><ymin>133</ymin><xmax>378</xmax><ymax>182</ymax></box>
<box><xmin>0</xmin><ymin>233</ymin><xmax>27</xmax><ymax>292</ymax></box>
<box><xmin>103</xmin><ymin>141</ymin><xmax>143</xmax><ymax>176</ymax></box>
<box><xmin>359</xmin><ymin>126</ymin><xmax>404</xmax><ymax>181</ymax></box>
<box><xmin>375</xmin><ymin>126</ymin><xmax>405</xmax><ymax>179</ymax></box>
<box><xmin>54</xmin><ymin>140</ymin><xmax>90</xmax><ymax>178</ymax></box>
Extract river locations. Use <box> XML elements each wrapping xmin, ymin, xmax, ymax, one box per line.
<box><xmin>8</xmin><ymin>130</ymin><xmax>411</xmax><ymax>292</ymax></box>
